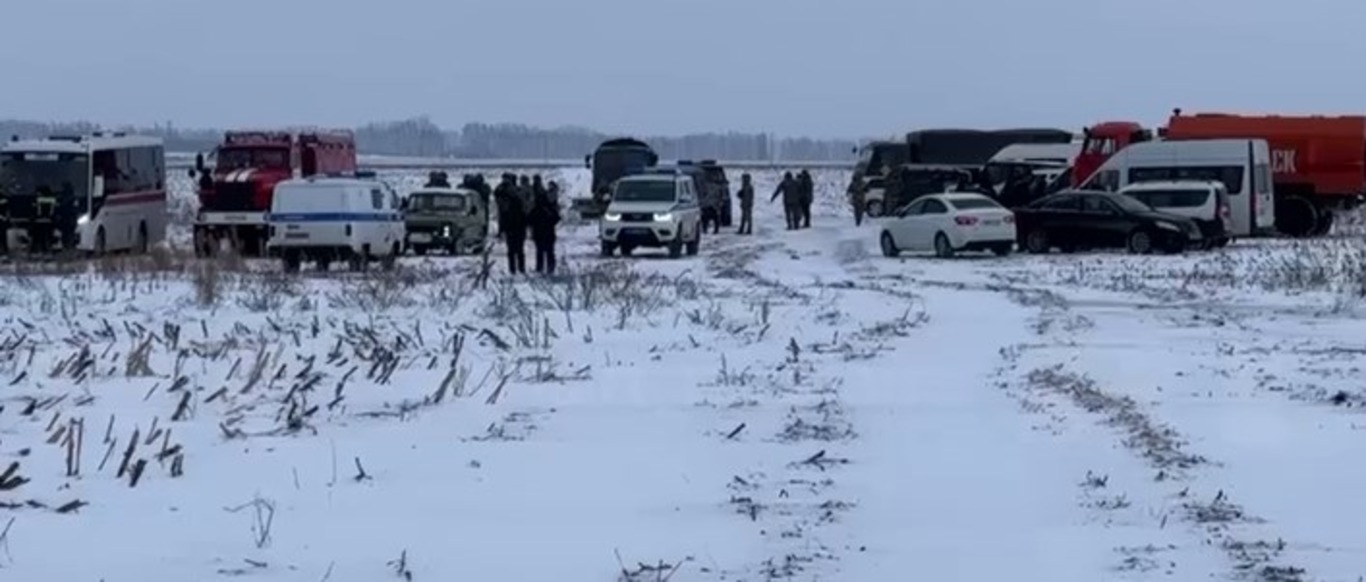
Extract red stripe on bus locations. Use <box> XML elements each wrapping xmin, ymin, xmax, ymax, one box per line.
<box><xmin>104</xmin><ymin>190</ymin><xmax>167</xmax><ymax>206</ymax></box>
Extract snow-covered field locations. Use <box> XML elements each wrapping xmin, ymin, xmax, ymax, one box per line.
<box><xmin>2</xmin><ymin>167</ymin><xmax>1365</xmax><ymax>581</ymax></box>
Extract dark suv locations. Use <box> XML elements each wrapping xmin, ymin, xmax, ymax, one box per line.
<box><xmin>1013</xmin><ymin>189</ymin><xmax>1203</xmax><ymax>254</ymax></box>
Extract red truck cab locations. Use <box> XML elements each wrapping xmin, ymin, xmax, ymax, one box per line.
<box><xmin>1075</xmin><ymin>112</ymin><xmax>1366</xmax><ymax>236</ymax></box>
<box><xmin>1072</xmin><ymin>121</ymin><xmax>1153</xmax><ymax>188</ymax></box>
<box><xmin>193</xmin><ymin>129</ymin><xmax>357</xmax><ymax>256</ymax></box>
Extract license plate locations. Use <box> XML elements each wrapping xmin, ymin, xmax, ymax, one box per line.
<box><xmin>409</xmin><ymin>233</ymin><xmax>432</xmax><ymax>243</ymax></box>
<box><xmin>983</xmin><ymin>219</ymin><xmax>1001</xmax><ymax>225</ymax></box>
<box><xmin>284</xmin><ymin>232</ymin><xmax>309</xmax><ymax>240</ymax></box>
<box><xmin>622</xmin><ymin>228</ymin><xmax>652</xmax><ymax>236</ymax></box>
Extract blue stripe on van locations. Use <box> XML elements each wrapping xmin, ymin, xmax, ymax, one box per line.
<box><xmin>266</xmin><ymin>213</ymin><xmax>402</xmax><ymax>222</ymax></box>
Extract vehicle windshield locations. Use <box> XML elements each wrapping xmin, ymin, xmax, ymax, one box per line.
<box><xmin>1110</xmin><ymin>194</ymin><xmax>1153</xmax><ymax>213</ymax></box>
<box><xmin>216</xmin><ymin>147</ymin><xmax>289</xmax><ymax>171</ymax></box>
<box><xmin>948</xmin><ymin>196</ymin><xmax>1002</xmax><ymax>210</ymax></box>
<box><xmin>0</xmin><ymin>152</ymin><xmax>89</xmax><ymax>197</ymax></box>
<box><xmin>613</xmin><ymin>180</ymin><xmax>676</xmax><ymax>203</ymax></box>
<box><xmin>408</xmin><ymin>193</ymin><xmax>467</xmax><ymax>211</ymax></box>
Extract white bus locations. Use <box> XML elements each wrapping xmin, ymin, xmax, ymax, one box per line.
<box><xmin>1078</xmin><ymin>138</ymin><xmax>1276</xmax><ymax>237</ymax></box>
<box><xmin>0</xmin><ymin>133</ymin><xmax>167</xmax><ymax>254</ymax></box>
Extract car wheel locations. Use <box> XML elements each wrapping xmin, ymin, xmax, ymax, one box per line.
<box><xmin>991</xmin><ymin>243</ymin><xmax>1012</xmax><ymax>257</ymax></box>
<box><xmin>412</xmin><ymin>245</ymin><xmax>426</xmax><ymax>256</ymax></box>
<box><xmin>668</xmin><ymin>238</ymin><xmax>684</xmax><ymax>259</ymax></box>
<box><xmin>600</xmin><ymin>241</ymin><xmax>616</xmax><ymax>257</ymax></box>
<box><xmin>933</xmin><ymin>232</ymin><xmax>954</xmax><ymax>258</ymax></box>
<box><xmin>1024</xmin><ymin>229</ymin><xmax>1049</xmax><ymax>254</ymax></box>
<box><xmin>879</xmin><ymin>231</ymin><xmax>899</xmax><ymax>257</ymax></box>
<box><xmin>687</xmin><ymin>229</ymin><xmax>701</xmax><ymax>256</ymax></box>
<box><xmin>95</xmin><ymin>226</ymin><xmax>107</xmax><ymax>256</ymax></box>
<box><xmin>866</xmin><ymin>199</ymin><xmax>884</xmax><ymax>218</ymax></box>
<box><xmin>1127</xmin><ymin>229</ymin><xmax>1155</xmax><ymax>254</ymax></box>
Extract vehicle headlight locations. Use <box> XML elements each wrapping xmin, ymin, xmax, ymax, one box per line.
<box><xmin>76</xmin><ymin>214</ymin><xmax>90</xmax><ymax>225</ymax></box>
<box><xmin>604</xmin><ymin>212</ymin><xmax>622</xmax><ymax>221</ymax></box>
<box><xmin>1156</xmin><ymin>221</ymin><xmax>1179</xmax><ymax>231</ymax></box>
<box><xmin>443</xmin><ymin>224</ymin><xmax>452</xmax><ymax>236</ymax></box>
<box><xmin>653</xmin><ymin>212</ymin><xmax>673</xmax><ymax>222</ymax></box>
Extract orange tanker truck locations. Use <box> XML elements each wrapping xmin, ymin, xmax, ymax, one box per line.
<box><xmin>1074</xmin><ymin>110</ymin><xmax>1366</xmax><ymax>237</ymax></box>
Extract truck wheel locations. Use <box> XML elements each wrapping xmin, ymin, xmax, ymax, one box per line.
<box><xmin>1276</xmin><ymin>196</ymin><xmax>1319</xmax><ymax>238</ymax></box>
<box><xmin>866</xmin><ymin>199</ymin><xmax>884</xmax><ymax>218</ymax></box>
<box><xmin>94</xmin><ymin>227</ymin><xmax>107</xmax><ymax>256</ymax></box>
<box><xmin>1313</xmin><ymin>209</ymin><xmax>1335</xmax><ymax>236</ymax></box>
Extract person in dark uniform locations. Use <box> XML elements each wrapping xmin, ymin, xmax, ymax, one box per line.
<box><xmin>528</xmin><ymin>186</ymin><xmax>561</xmax><ymax>275</ymax></box>
<box><xmin>770</xmin><ymin>172</ymin><xmax>800</xmax><ymax>230</ymax></box>
<box><xmin>501</xmin><ymin>189</ymin><xmax>529</xmax><ymax>275</ymax></box>
<box><xmin>492</xmin><ymin>173</ymin><xmax>517</xmax><ymax>238</ymax></box>
<box><xmin>736</xmin><ymin>173</ymin><xmax>755</xmax><ymax>235</ymax></box>
<box><xmin>848</xmin><ymin>178</ymin><xmax>866</xmax><ymax>226</ymax></box>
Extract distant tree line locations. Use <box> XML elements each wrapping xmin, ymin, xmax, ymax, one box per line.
<box><xmin>0</xmin><ymin>117</ymin><xmax>861</xmax><ymax>161</ymax></box>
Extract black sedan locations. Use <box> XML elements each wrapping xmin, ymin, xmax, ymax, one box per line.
<box><xmin>1013</xmin><ymin>189</ymin><xmax>1203</xmax><ymax>254</ymax></box>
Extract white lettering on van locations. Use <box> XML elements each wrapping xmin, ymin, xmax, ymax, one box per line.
<box><xmin>1272</xmin><ymin>149</ymin><xmax>1297</xmax><ymax>174</ymax></box>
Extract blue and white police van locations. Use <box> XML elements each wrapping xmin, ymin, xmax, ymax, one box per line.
<box><xmin>265</xmin><ymin>173</ymin><xmax>405</xmax><ymax>272</ymax></box>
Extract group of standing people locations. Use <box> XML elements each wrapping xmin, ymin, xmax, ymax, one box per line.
<box><xmin>492</xmin><ymin>173</ymin><xmax>561</xmax><ymax>275</ymax></box>
<box><xmin>770</xmin><ymin>169</ymin><xmax>816</xmax><ymax>230</ymax></box>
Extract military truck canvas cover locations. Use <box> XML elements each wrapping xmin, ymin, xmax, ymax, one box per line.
<box><xmin>905</xmin><ymin>128</ymin><xmax>1074</xmax><ymax>167</ymax></box>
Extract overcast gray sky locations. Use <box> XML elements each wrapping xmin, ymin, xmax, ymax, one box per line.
<box><xmin>2</xmin><ymin>0</ymin><xmax>1363</xmax><ymax>138</ymax></box>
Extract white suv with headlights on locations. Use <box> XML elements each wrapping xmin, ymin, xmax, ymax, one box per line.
<box><xmin>599</xmin><ymin>172</ymin><xmax>702</xmax><ymax>258</ymax></box>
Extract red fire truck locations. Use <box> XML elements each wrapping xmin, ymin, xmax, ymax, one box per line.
<box><xmin>191</xmin><ymin>129</ymin><xmax>357</xmax><ymax>256</ymax></box>
<box><xmin>1074</xmin><ymin>111</ymin><xmax>1366</xmax><ymax>237</ymax></box>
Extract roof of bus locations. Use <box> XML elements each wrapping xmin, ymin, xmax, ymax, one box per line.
<box><xmin>2</xmin><ymin>134</ymin><xmax>163</xmax><ymax>154</ymax></box>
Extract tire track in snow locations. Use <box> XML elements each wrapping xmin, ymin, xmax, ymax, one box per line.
<box><xmin>986</xmin><ymin>274</ymin><xmax>1309</xmax><ymax>582</ymax></box>
<box><xmin>693</xmin><ymin>231</ymin><xmax>927</xmax><ymax>579</ymax></box>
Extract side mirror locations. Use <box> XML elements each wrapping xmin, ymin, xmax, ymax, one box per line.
<box><xmin>187</xmin><ymin>168</ymin><xmax>196</xmax><ymax>178</ymax></box>
<box><xmin>92</xmin><ymin>176</ymin><xmax>105</xmax><ymax>199</ymax></box>
<box><xmin>583</xmin><ymin>154</ymin><xmax>591</xmax><ymax>169</ymax></box>
<box><xmin>194</xmin><ymin>152</ymin><xmax>205</xmax><ymax>173</ymax></box>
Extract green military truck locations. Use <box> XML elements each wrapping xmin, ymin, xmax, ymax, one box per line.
<box><xmin>573</xmin><ymin>137</ymin><xmax>659</xmax><ymax>219</ymax></box>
